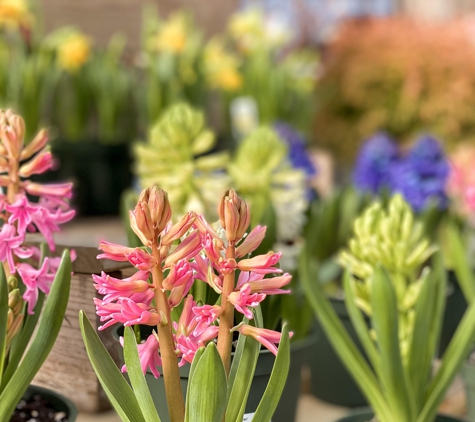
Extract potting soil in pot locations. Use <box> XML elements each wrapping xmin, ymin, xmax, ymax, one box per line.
<box><xmin>10</xmin><ymin>393</ymin><xmax>69</xmax><ymax>422</ymax></box>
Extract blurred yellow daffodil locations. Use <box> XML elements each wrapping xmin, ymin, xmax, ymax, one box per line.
<box><xmin>156</xmin><ymin>12</ymin><xmax>188</xmax><ymax>54</ymax></box>
<box><xmin>203</xmin><ymin>38</ymin><xmax>242</xmax><ymax>92</ymax></box>
<box><xmin>0</xmin><ymin>0</ymin><xmax>31</xmax><ymax>30</ymax></box>
<box><xmin>57</xmin><ymin>32</ymin><xmax>91</xmax><ymax>72</ymax></box>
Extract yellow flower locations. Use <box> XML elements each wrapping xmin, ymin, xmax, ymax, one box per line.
<box><xmin>0</xmin><ymin>0</ymin><xmax>31</xmax><ymax>29</ymax></box>
<box><xmin>228</xmin><ymin>9</ymin><xmax>265</xmax><ymax>54</ymax></box>
<box><xmin>156</xmin><ymin>13</ymin><xmax>188</xmax><ymax>54</ymax></box>
<box><xmin>57</xmin><ymin>33</ymin><xmax>91</xmax><ymax>72</ymax></box>
<box><xmin>203</xmin><ymin>38</ymin><xmax>242</xmax><ymax>92</ymax></box>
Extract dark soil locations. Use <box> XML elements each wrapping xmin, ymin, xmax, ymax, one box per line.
<box><xmin>10</xmin><ymin>393</ymin><xmax>69</xmax><ymax>422</ymax></box>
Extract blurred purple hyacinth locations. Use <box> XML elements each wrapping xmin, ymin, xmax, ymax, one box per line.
<box><xmin>389</xmin><ymin>135</ymin><xmax>449</xmax><ymax>212</ymax></box>
<box><xmin>352</xmin><ymin>132</ymin><xmax>398</xmax><ymax>193</ymax></box>
<box><xmin>274</xmin><ymin>122</ymin><xmax>317</xmax><ymax>178</ymax></box>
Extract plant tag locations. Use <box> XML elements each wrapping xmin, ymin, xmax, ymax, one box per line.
<box><xmin>243</xmin><ymin>413</ymin><xmax>271</xmax><ymax>421</ymax></box>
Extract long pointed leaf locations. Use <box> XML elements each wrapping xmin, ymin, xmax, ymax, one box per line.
<box><xmin>0</xmin><ymin>265</ymin><xmax>7</xmax><ymax>385</ymax></box>
<box><xmin>185</xmin><ymin>343</ymin><xmax>227</xmax><ymax>422</ymax></box>
<box><xmin>251</xmin><ymin>324</ymin><xmax>290</xmax><ymax>422</ymax></box>
<box><xmin>299</xmin><ymin>252</ymin><xmax>393</xmax><ymax>422</ymax></box>
<box><xmin>371</xmin><ymin>266</ymin><xmax>414</xmax><ymax>421</ymax></box>
<box><xmin>418</xmin><ymin>301</ymin><xmax>475</xmax><ymax>422</ymax></box>
<box><xmin>79</xmin><ymin>311</ymin><xmax>146</xmax><ymax>422</ymax></box>
<box><xmin>0</xmin><ymin>250</ymin><xmax>71</xmax><ymax>420</ymax></box>
<box><xmin>186</xmin><ymin>347</ymin><xmax>205</xmax><ymax>419</ymax></box>
<box><xmin>123</xmin><ymin>327</ymin><xmax>161</xmax><ymax>422</ymax></box>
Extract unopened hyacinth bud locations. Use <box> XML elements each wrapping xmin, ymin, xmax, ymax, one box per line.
<box><xmin>218</xmin><ymin>190</ymin><xmax>250</xmax><ymax>242</ymax></box>
<box><xmin>0</xmin><ymin>109</ymin><xmax>25</xmax><ymax>160</ymax></box>
<box><xmin>6</xmin><ymin>280</ymin><xmax>24</xmax><ymax>344</ymax></box>
<box><xmin>145</xmin><ymin>187</ymin><xmax>172</xmax><ymax>234</ymax></box>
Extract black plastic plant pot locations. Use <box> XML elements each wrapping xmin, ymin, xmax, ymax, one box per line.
<box><xmin>112</xmin><ymin>325</ymin><xmax>316</xmax><ymax>422</ymax></box>
<box><xmin>310</xmin><ymin>297</ymin><xmax>368</xmax><ymax>407</ymax></box>
<box><xmin>336</xmin><ymin>408</ymin><xmax>465</xmax><ymax>422</ymax></box>
<box><xmin>16</xmin><ymin>384</ymin><xmax>77</xmax><ymax>422</ymax></box>
<box><xmin>438</xmin><ymin>271</ymin><xmax>468</xmax><ymax>357</ymax></box>
<box><xmin>32</xmin><ymin>141</ymin><xmax>133</xmax><ymax>216</ymax></box>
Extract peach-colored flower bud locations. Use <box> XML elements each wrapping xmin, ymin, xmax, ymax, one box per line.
<box><xmin>130</xmin><ymin>202</ymin><xmax>155</xmax><ymax>246</ymax></box>
<box><xmin>164</xmin><ymin>230</ymin><xmax>202</xmax><ymax>267</ymax></box>
<box><xmin>20</xmin><ymin>128</ymin><xmax>49</xmax><ymax>160</ymax></box>
<box><xmin>0</xmin><ymin>110</ymin><xmax>25</xmax><ymax>159</ymax></box>
<box><xmin>146</xmin><ymin>187</ymin><xmax>172</xmax><ymax>234</ymax></box>
<box><xmin>161</xmin><ymin>212</ymin><xmax>195</xmax><ymax>246</ymax></box>
<box><xmin>236</xmin><ymin>225</ymin><xmax>266</xmax><ymax>258</ymax></box>
<box><xmin>6</xmin><ymin>313</ymin><xmax>23</xmax><ymax>343</ymax></box>
<box><xmin>218</xmin><ymin>190</ymin><xmax>250</xmax><ymax>242</ymax></box>
<box><xmin>19</xmin><ymin>150</ymin><xmax>54</xmax><ymax>177</ymax></box>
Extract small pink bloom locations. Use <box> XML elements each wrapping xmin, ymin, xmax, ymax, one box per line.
<box><xmin>23</xmin><ymin>181</ymin><xmax>73</xmax><ymax>199</ymax></box>
<box><xmin>203</xmin><ymin>233</ymin><xmax>223</xmax><ymax>264</ymax></box>
<box><xmin>192</xmin><ymin>305</ymin><xmax>222</xmax><ymax>336</ymax></box>
<box><xmin>193</xmin><ymin>214</ymin><xmax>224</xmax><ymax>248</ymax></box>
<box><xmin>168</xmin><ymin>274</ymin><xmax>195</xmax><ymax>308</ymax></box>
<box><xmin>98</xmin><ymin>241</ymin><xmax>134</xmax><ymax>261</ymax></box>
<box><xmin>0</xmin><ymin>223</ymin><xmax>32</xmax><ymax>273</ymax></box>
<box><xmin>237</xmin><ymin>325</ymin><xmax>293</xmax><ymax>356</ymax></box>
<box><xmin>175</xmin><ymin>295</ymin><xmax>197</xmax><ymax>337</ymax></box>
<box><xmin>191</xmin><ymin>253</ymin><xmax>209</xmax><ymax>282</ymax></box>
<box><xmin>18</xmin><ymin>258</ymin><xmax>55</xmax><ymax>314</ymax></box>
<box><xmin>126</xmin><ymin>248</ymin><xmax>157</xmax><ymax>271</ymax></box>
<box><xmin>236</xmin><ymin>226</ymin><xmax>266</xmax><ymax>258</ymax></box>
<box><xmin>176</xmin><ymin>325</ymin><xmax>219</xmax><ymax>365</ymax></box>
<box><xmin>228</xmin><ymin>284</ymin><xmax>266</xmax><ymax>319</ymax></box>
<box><xmin>237</xmin><ymin>252</ymin><xmax>282</xmax><ymax>274</ymax></box>
<box><xmin>20</xmin><ymin>128</ymin><xmax>48</xmax><ymax>160</ymax></box>
<box><xmin>243</xmin><ymin>273</ymin><xmax>292</xmax><ymax>295</ymax></box>
<box><xmin>218</xmin><ymin>258</ymin><xmax>237</xmax><ymax>275</ymax></box>
<box><xmin>92</xmin><ymin>270</ymin><xmax>151</xmax><ymax>303</ymax></box>
<box><xmin>120</xmin><ymin>332</ymin><xmax>162</xmax><ymax>379</ymax></box>
<box><xmin>19</xmin><ymin>150</ymin><xmax>54</xmax><ymax>177</ymax></box>
<box><xmin>162</xmin><ymin>260</ymin><xmax>193</xmax><ymax>290</ymax></box>
<box><xmin>161</xmin><ymin>212</ymin><xmax>195</xmax><ymax>246</ymax></box>
<box><xmin>164</xmin><ymin>230</ymin><xmax>202</xmax><ymax>267</ymax></box>
<box><xmin>6</xmin><ymin>193</ymin><xmax>37</xmax><ymax>235</ymax></box>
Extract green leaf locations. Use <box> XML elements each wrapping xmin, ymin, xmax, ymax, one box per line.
<box><xmin>299</xmin><ymin>252</ymin><xmax>394</xmax><ymax>422</ymax></box>
<box><xmin>447</xmin><ymin>223</ymin><xmax>475</xmax><ymax>304</ymax></box>
<box><xmin>251</xmin><ymin>324</ymin><xmax>290</xmax><ymax>422</ymax></box>
<box><xmin>186</xmin><ymin>347</ymin><xmax>205</xmax><ymax>419</ymax></box>
<box><xmin>226</xmin><ymin>317</ymin><xmax>260</xmax><ymax>422</ymax></box>
<box><xmin>0</xmin><ymin>250</ymin><xmax>71</xmax><ymax>420</ymax></box>
<box><xmin>418</xmin><ymin>299</ymin><xmax>475</xmax><ymax>422</ymax></box>
<box><xmin>79</xmin><ymin>311</ymin><xmax>146</xmax><ymax>422</ymax></box>
<box><xmin>406</xmin><ymin>269</ymin><xmax>436</xmax><ymax>411</ymax></box>
<box><xmin>343</xmin><ymin>271</ymin><xmax>381</xmax><ymax>375</ymax></box>
<box><xmin>123</xmin><ymin>327</ymin><xmax>161</xmax><ymax>422</ymax></box>
<box><xmin>185</xmin><ymin>342</ymin><xmax>227</xmax><ymax>422</ymax></box>
<box><xmin>371</xmin><ymin>266</ymin><xmax>414</xmax><ymax>421</ymax></box>
<box><xmin>0</xmin><ymin>265</ymin><xmax>7</xmax><ymax>385</ymax></box>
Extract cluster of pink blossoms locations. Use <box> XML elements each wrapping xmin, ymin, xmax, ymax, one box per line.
<box><xmin>93</xmin><ymin>188</ymin><xmax>292</xmax><ymax>378</ymax></box>
<box><xmin>0</xmin><ymin>110</ymin><xmax>75</xmax><ymax>314</ymax></box>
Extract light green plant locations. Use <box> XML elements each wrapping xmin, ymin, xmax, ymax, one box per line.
<box><xmin>302</xmin><ymin>195</ymin><xmax>475</xmax><ymax>422</ymax></box>
<box><xmin>134</xmin><ymin>103</ymin><xmax>229</xmax><ymax>221</ymax></box>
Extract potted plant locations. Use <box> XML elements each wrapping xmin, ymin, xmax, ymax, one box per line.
<box><xmin>80</xmin><ymin>188</ymin><xmax>291</xmax><ymax>422</ymax></box>
<box><xmin>0</xmin><ymin>110</ymin><xmax>74</xmax><ymax>420</ymax></box>
<box><xmin>302</xmin><ymin>194</ymin><xmax>475</xmax><ymax>422</ymax></box>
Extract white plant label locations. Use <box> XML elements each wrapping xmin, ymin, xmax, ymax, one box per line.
<box><xmin>243</xmin><ymin>414</ymin><xmax>271</xmax><ymax>422</ymax></box>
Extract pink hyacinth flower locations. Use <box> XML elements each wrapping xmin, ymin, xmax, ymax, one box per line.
<box><xmin>237</xmin><ymin>252</ymin><xmax>282</xmax><ymax>274</ymax></box>
<box><xmin>175</xmin><ymin>295</ymin><xmax>197</xmax><ymax>337</ymax></box>
<box><xmin>236</xmin><ymin>226</ymin><xmax>266</xmax><ymax>258</ymax></box>
<box><xmin>6</xmin><ymin>193</ymin><xmax>37</xmax><ymax>235</ymax></box>
<box><xmin>161</xmin><ymin>212</ymin><xmax>195</xmax><ymax>246</ymax></box>
<box><xmin>164</xmin><ymin>230</ymin><xmax>202</xmax><ymax>267</ymax></box>
<box><xmin>192</xmin><ymin>304</ymin><xmax>222</xmax><ymax>336</ymax></box>
<box><xmin>0</xmin><ymin>223</ymin><xmax>33</xmax><ymax>273</ymax></box>
<box><xmin>466</xmin><ymin>186</ymin><xmax>475</xmax><ymax>212</ymax></box>
<box><xmin>162</xmin><ymin>260</ymin><xmax>193</xmax><ymax>290</ymax></box>
<box><xmin>237</xmin><ymin>271</ymin><xmax>292</xmax><ymax>295</ymax></box>
<box><xmin>120</xmin><ymin>332</ymin><xmax>162</xmax><ymax>379</ymax></box>
<box><xmin>176</xmin><ymin>325</ymin><xmax>219</xmax><ymax>365</ymax></box>
<box><xmin>97</xmin><ymin>241</ymin><xmax>135</xmax><ymax>262</ymax></box>
<box><xmin>92</xmin><ymin>270</ymin><xmax>151</xmax><ymax>303</ymax></box>
<box><xmin>203</xmin><ymin>232</ymin><xmax>223</xmax><ymax>264</ymax></box>
<box><xmin>17</xmin><ymin>258</ymin><xmax>55</xmax><ymax>314</ymax></box>
<box><xmin>228</xmin><ymin>284</ymin><xmax>266</xmax><ymax>319</ymax></box>
<box><xmin>18</xmin><ymin>150</ymin><xmax>54</xmax><ymax>177</ymax></box>
<box><xmin>23</xmin><ymin>181</ymin><xmax>73</xmax><ymax>199</ymax></box>
<box><xmin>237</xmin><ymin>324</ymin><xmax>293</xmax><ymax>356</ymax></box>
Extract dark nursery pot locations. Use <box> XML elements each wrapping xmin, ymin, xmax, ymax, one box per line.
<box><xmin>12</xmin><ymin>384</ymin><xmax>77</xmax><ymax>422</ymax></box>
<box><xmin>310</xmin><ymin>297</ymin><xmax>368</xmax><ymax>407</ymax></box>
<box><xmin>113</xmin><ymin>325</ymin><xmax>316</xmax><ymax>422</ymax></box>
<box><xmin>32</xmin><ymin>141</ymin><xmax>133</xmax><ymax>216</ymax></box>
<box><xmin>438</xmin><ymin>271</ymin><xmax>468</xmax><ymax>357</ymax></box>
<box><xmin>461</xmin><ymin>358</ymin><xmax>475</xmax><ymax>422</ymax></box>
<box><xmin>336</xmin><ymin>408</ymin><xmax>465</xmax><ymax>422</ymax></box>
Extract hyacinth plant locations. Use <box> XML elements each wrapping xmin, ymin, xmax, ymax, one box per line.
<box><xmin>302</xmin><ymin>194</ymin><xmax>475</xmax><ymax>422</ymax></box>
<box><xmin>80</xmin><ymin>187</ymin><xmax>291</xmax><ymax>422</ymax></box>
<box><xmin>0</xmin><ymin>110</ymin><xmax>73</xmax><ymax>420</ymax></box>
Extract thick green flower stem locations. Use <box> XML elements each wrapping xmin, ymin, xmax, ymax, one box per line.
<box><xmin>217</xmin><ymin>243</ymin><xmax>236</xmax><ymax>376</ymax></box>
<box><xmin>152</xmin><ymin>244</ymin><xmax>185</xmax><ymax>422</ymax></box>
